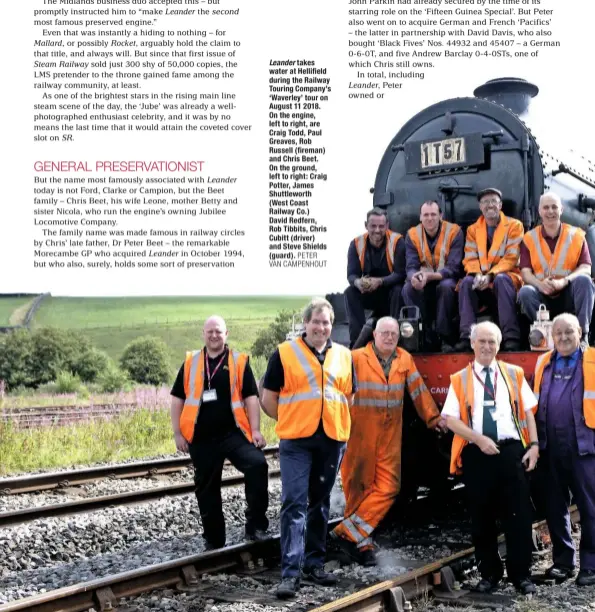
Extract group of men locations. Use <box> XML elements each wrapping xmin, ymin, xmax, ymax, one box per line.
<box><xmin>171</xmin><ymin>301</ymin><xmax>595</xmax><ymax>601</ymax></box>
<box><xmin>170</xmin><ymin>302</ymin><xmax>444</xmax><ymax>599</ymax></box>
<box><xmin>346</xmin><ymin>189</ymin><xmax>595</xmax><ymax>352</ymax></box>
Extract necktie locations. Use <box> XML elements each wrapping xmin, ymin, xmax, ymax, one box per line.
<box><xmin>482</xmin><ymin>366</ymin><xmax>498</xmax><ymax>442</ymax></box>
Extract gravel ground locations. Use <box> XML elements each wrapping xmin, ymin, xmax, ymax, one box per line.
<box><xmin>0</xmin><ymin>460</ymin><xmax>281</xmax><ymax>513</ymax></box>
<box><xmin>0</xmin><ymin>482</ymin><xmax>284</xmax><ymax>604</ymax></box>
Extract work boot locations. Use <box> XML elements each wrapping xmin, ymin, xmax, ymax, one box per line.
<box><xmin>473</xmin><ymin>577</ymin><xmax>500</xmax><ymax>593</ymax></box>
<box><xmin>245</xmin><ymin>528</ymin><xmax>268</xmax><ymax>542</ymax></box>
<box><xmin>501</xmin><ymin>339</ymin><xmax>522</xmax><ymax>352</ymax></box>
<box><xmin>359</xmin><ymin>547</ymin><xmax>378</xmax><ymax>567</ymax></box>
<box><xmin>454</xmin><ymin>338</ymin><xmax>471</xmax><ymax>353</ymax></box>
<box><xmin>302</xmin><ymin>566</ymin><xmax>339</xmax><ymax>586</ymax></box>
<box><xmin>545</xmin><ymin>565</ymin><xmax>575</xmax><ymax>582</ymax></box>
<box><xmin>328</xmin><ymin>535</ymin><xmax>361</xmax><ymax>565</ymax></box>
<box><xmin>276</xmin><ymin>577</ymin><xmax>300</xmax><ymax>599</ymax></box>
<box><xmin>576</xmin><ymin>570</ymin><xmax>595</xmax><ymax>587</ymax></box>
<box><xmin>514</xmin><ymin>578</ymin><xmax>536</xmax><ymax>595</ymax></box>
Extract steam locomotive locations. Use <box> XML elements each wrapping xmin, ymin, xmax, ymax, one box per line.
<box><xmin>326</xmin><ymin>78</ymin><xmax>595</xmax><ymax>501</ymax></box>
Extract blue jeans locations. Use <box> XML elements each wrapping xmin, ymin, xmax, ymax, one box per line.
<box><xmin>279</xmin><ymin>429</ymin><xmax>346</xmax><ymax>578</ymax></box>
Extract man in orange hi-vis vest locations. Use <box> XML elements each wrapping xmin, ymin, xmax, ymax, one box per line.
<box><xmin>519</xmin><ymin>192</ymin><xmax>595</xmax><ymax>344</ymax></box>
<box><xmin>345</xmin><ymin>207</ymin><xmax>406</xmax><ymax>348</ymax></box>
<box><xmin>261</xmin><ymin>297</ymin><xmax>355</xmax><ymax>599</ymax></box>
<box><xmin>170</xmin><ymin>315</ymin><xmax>269</xmax><ymax>551</ymax></box>
<box><xmin>455</xmin><ymin>188</ymin><xmax>524</xmax><ymax>353</ymax></box>
<box><xmin>442</xmin><ymin>321</ymin><xmax>539</xmax><ymax>595</ymax></box>
<box><xmin>331</xmin><ymin>316</ymin><xmax>444</xmax><ymax>567</ymax></box>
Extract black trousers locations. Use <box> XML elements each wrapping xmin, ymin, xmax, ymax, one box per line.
<box><xmin>188</xmin><ymin>429</ymin><xmax>269</xmax><ymax>548</ymax></box>
<box><xmin>344</xmin><ymin>284</ymin><xmax>402</xmax><ymax>347</ymax></box>
<box><xmin>461</xmin><ymin>442</ymin><xmax>533</xmax><ymax>583</ymax></box>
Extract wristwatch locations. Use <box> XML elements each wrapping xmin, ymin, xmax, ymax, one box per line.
<box><xmin>529</xmin><ymin>441</ymin><xmax>539</xmax><ymax>448</ymax></box>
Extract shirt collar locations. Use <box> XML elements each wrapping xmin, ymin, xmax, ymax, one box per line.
<box><xmin>474</xmin><ymin>359</ymin><xmax>496</xmax><ymax>374</ymax></box>
<box><xmin>301</xmin><ymin>332</ymin><xmax>332</xmax><ymax>351</ymax></box>
<box><xmin>373</xmin><ymin>343</ymin><xmax>396</xmax><ymax>363</ymax></box>
<box><xmin>554</xmin><ymin>348</ymin><xmax>580</xmax><ymax>363</ymax></box>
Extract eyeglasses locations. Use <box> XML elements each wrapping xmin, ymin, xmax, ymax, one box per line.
<box><xmin>480</xmin><ymin>198</ymin><xmax>500</xmax><ymax>206</ymax></box>
<box><xmin>378</xmin><ymin>331</ymin><xmax>398</xmax><ymax>338</ymax></box>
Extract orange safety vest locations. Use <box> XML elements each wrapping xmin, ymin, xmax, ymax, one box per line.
<box><xmin>277</xmin><ymin>337</ymin><xmax>352</xmax><ymax>441</ymax></box>
<box><xmin>463</xmin><ymin>212</ymin><xmax>523</xmax><ymax>290</ymax></box>
<box><xmin>449</xmin><ymin>361</ymin><xmax>531</xmax><ymax>475</ymax></box>
<box><xmin>352</xmin><ymin>343</ymin><xmax>438</xmax><ymax>420</ymax></box>
<box><xmin>179</xmin><ymin>348</ymin><xmax>253</xmax><ymax>443</ymax></box>
<box><xmin>354</xmin><ymin>230</ymin><xmax>401</xmax><ymax>273</ymax></box>
<box><xmin>522</xmin><ymin>223</ymin><xmax>586</xmax><ymax>280</ymax></box>
<box><xmin>533</xmin><ymin>347</ymin><xmax>595</xmax><ymax>428</ymax></box>
<box><xmin>407</xmin><ymin>221</ymin><xmax>461</xmax><ymax>272</ymax></box>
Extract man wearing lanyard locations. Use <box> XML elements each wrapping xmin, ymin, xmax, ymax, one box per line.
<box><xmin>442</xmin><ymin>321</ymin><xmax>540</xmax><ymax>595</ymax></box>
<box><xmin>533</xmin><ymin>313</ymin><xmax>595</xmax><ymax>586</ymax></box>
<box><xmin>170</xmin><ymin>315</ymin><xmax>269</xmax><ymax>550</ymax></box>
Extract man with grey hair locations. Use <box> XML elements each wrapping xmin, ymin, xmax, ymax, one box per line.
<box><xmin>345</xmin><ymin>207</ymin><xmax>406</xmax><ymax>348</ymax></box>
<box><xmin>170</xmin><ymin>315</ymin><xmax>269</xmax><ymax>550</ymax></box>
<box><xmin>261</xmin><ymin>298</ymin><xmax>356</xmax><ymax>598</ymax></box>
<box><xmin>532</xmin><ymin>312</ymin><xmax>595</xmax><ymax>586</ymax></box>
<box><xmin>442</xmin><ymin>321</ymin><xmax>539</xmax><ymax>594</ymax></box>
<box><xmin>519</xmin><ymin>192</ymin><xmax>594</xmax><ymax>344</ymax></box>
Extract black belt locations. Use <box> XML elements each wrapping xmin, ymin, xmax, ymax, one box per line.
<box><xmin>497</xmin><ymin>438</ymin><xmax>521</xmax><ymax>448</ymax></box>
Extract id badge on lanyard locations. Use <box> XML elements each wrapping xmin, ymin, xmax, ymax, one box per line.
<box><xmin>203</xmin><ymin>352</ymin><xmax>226</xmax><ymax>402</ymax></box>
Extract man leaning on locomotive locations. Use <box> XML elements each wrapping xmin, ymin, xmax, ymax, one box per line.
<box><xmin>344</xmin><ymin>189</ymin><xmax>595</xmax><ymax>351</ymax></box>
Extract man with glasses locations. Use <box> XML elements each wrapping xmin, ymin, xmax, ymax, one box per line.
<box><xmin>170</xmin><ymin>315</ymin><xmax>269</xmax><ymax>550</ymax></box>
<box><xmin>455</xmin><ymin>188</ymin><xmax>524</xmax><ymax>352</ymax></box>
<box><xmin>331</xmin><ymin>316</ymin><xmax>443</xmax><ymax>566</ymax></box>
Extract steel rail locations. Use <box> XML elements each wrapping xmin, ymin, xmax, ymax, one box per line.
<box><xmin>0</xmin><ymin>446</ymin><xmax>279</xmax><ymax>495</ymax></box>
<box><xmin>0</xmin><ymin>469</ymin><xmax>281</xmax><ymax>527</ymax></box>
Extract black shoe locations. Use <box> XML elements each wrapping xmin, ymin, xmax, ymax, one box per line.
<box><xmin>302</xmin><ymin>566</ymin><xmax>339</xmax><ymax>586</ymax></box>
<box><xmin>359</xmin><ymin>547</ymin><xmax>377</xmax><ymax>567</ymax></box>
<box><xmin>515</xmin><ymin>578</ymin><xmax>536</xmax><ymax>595</ymax></box>
<box><xmin>276</xmin><ymin>577</ymin><xmax>300</xmax><ymax>599</ymax></box>
<box><xmin>441</xmin><ymin>341</ymin><xmax>456</xmax><ymax>353</ymax></box>
<box><xmin>245</xmin><ymin>528</ymin><xmax>268</xmax><ymax>542</ymax></box>
<box><xmin>328</xmin><ymin>535</ymin><xmax>361</xmax><ymax>565</ymax></box>
<box><xmin>545</xmin><ymin>565</ymin><xmax>576</xmax><ymax>581</ymax></box>
<box><xmin>576</xmin><ymin>569</ymin><xmax>595</xmax><ymax>587</ymax></box>
<box><xmin>473</xmin><ymin>577</ymin><xmax>500</xmax><ymax>593</ymax></box>
<box><xmin>454</xmin><ymin>339</ymin><xmax>471</xmax><ymax>352</ymax></box>
<box><xmin>502</xmin><ymin>339</ymin><xmax>522</xmax><ymax>352</ymax></box>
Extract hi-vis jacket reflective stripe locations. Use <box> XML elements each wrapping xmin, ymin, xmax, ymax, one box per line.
<box><xmin>463</xmin><ymin>212</ymin><xmax>523</xmax><ymax>290</ymax></box>
<box><xmin>354</xmin><ymin>231</ymin><xmax>401</xmax><ymax>273</ymax></box>
<box><xmin>180</xmin><ymin>349</ymin><xmax>252</xmax><ymax>444</ymax></box>
<box><xmin>449</xmin><ymin>361</ymin><xmax>531</xmax><ymax>475</ymax></box>
<box><xmin>277</xmin><ymin>337</ymin><xmax>352</xmax><ymax>441</ymax></box>
<box><xmin>533</xmin><ymin>347</ymin><xmax>595</xmax><ymax>428</ymax></box>
<box><xmin>407</xmin><ymin>221</ymin><xmax>461</xmax><ymax>272</ymax></box>
<box><xmin>522</xmin><ymin>224</ymin><xmax>586</xmax><ymax>280</ymax></box>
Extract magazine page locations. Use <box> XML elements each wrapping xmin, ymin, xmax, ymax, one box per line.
<box><xmin>1</xmin><ymin>0</ymin><xmax>595</xmax><ymax>608</ymax></box>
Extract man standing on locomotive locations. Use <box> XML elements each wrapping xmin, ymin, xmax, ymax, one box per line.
<box><xmin>532</xmin><ymin>313</ymin><xmax>595</xmax><ymax>586</ymax></box>
<box><xmin>331</xmin><ymin>316</ymin><xmax>443</xmax><ymax>566</ymax></box>
<box><xmin>519</xmin><ymin>192</ymin><xmax>594</xmax><ymax>345</ymax></box>
<box><xmin>455</xmin><ymin>188</ymin><xmax>524</xmax><ymax>352</ymax></box>
<box><xmin>345</xmin><ymin>208</ymin><xmax>406</xmax><ymax>348</ymax></box>
<box><xmin>443</xmin><ymin>321</ymin><xmax>539</xmax><ymax>595</ymax></box>
<box><xmin>261</xmin><ymin>297</ymin><xmax>355</xmax><ymax>599</ymax></box>
<box><xmin>170</xmin><ymin>315</ymin><xmax>269</xmax><ymax>550</ymax></box>
<box><xmin>402</xmin><ymin>201</ymin><xmax>464</xmax><ymax>351</ymax></box>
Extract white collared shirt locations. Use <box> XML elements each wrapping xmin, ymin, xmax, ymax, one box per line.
<box><xmin>441</xmin><ymin>360</ymin><xmax>537</xmax><ymax>441</ymax></box>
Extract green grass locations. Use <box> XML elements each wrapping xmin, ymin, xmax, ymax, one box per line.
<box><xmin>0</xmin><ymin>409</ymin><xmax>279</xmax><ymax>475</ymax></box>
<box><xmin>30</xmin><ymin>296</ymin><xmax>307</xmax><ymax>379</ymax></box>
<box><xmin>0</xmin><ymin>297</ymin><xmax>36</xmax><ymax>326</ymax></box>
<box><xmin>0</xmin><ymin>409</ymin><xmax>175</xmax><ymax>475</ymax></box>
<box><xmin>32</xmin><ymin>296</ymin><xmax>308</xmax><ymax>329</ymax></box>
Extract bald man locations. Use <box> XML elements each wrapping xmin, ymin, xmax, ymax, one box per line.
<box><xmin>170</xmin><ymin>315</ymin><xmax>269</xmax><ymax>550</ymax></box>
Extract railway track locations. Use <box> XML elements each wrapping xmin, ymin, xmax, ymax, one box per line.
<box><xmin>0</xmin><ymin>448</ymin><xmax>280</xmax><ymax>526</ymax></box>
<box><xmin>0</xmin><ymin>447</ymin><xmax>279</xmax><ymax>495</ymax></box>
<box><xmin>0</xmin><ymin>509</ymin><xmax>571</xmax><ymax>612</ymax></box>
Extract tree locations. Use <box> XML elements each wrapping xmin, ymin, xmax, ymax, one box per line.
<box><xmin>120</xmin><ymin>336</ymin><xmax>171</xmax><ymax>385</ymax></box>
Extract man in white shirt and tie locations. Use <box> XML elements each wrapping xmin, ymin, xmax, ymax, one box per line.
<box><xmin>442</xmin><ymin>321</ymin><xmax>540</xmax><ymax>595</ymax></box>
